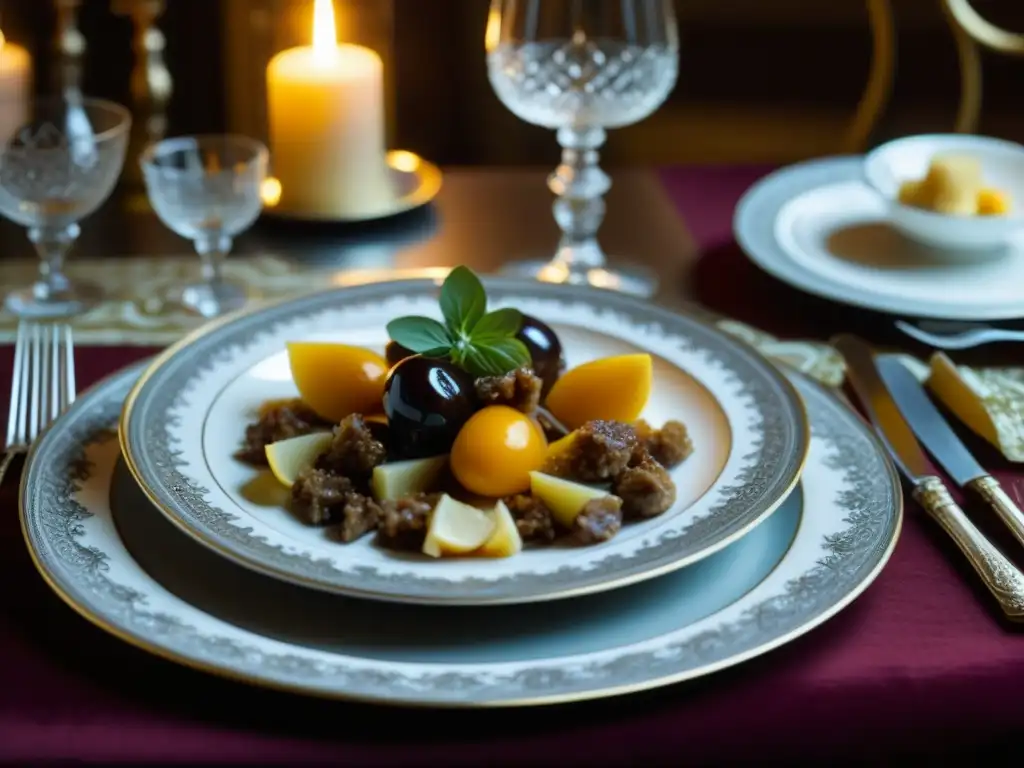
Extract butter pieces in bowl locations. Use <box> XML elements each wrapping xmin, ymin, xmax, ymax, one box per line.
<box><xmin>864</xmin><ymin>134</ymin><xmax>1024</xmax><ymax>250</ymax></box>
<box><xmin>924</xmin><ymin>352</ymin><xmax>1024</xmax><ymax>462</ymax></box>
<box><xmin>897</xmin><ymin>154</ymin><xmax>1009</xmax><ymax>217</ymax></box>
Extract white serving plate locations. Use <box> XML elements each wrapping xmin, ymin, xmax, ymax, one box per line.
<box><xmin>118</xmin><ymin>277</ymin><xmax>809</xmax><ymax>605</ymax></box>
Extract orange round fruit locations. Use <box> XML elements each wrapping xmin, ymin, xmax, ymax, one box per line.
<box><xmin>545</xmin><ymin>353</ymin><xmax>653</xmax><ymax>430</ymax></box>
<box><xmin>286</xmin><ymin>342</ymin><xmax>389</xmax><ymax>423</ymax></box>
<box><xmin>450</xmin><ymin>405</ymin><xmax>548</xmax><ymax>497</ymax></box>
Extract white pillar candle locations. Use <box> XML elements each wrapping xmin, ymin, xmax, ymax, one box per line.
<box><xmin>265</xmin><ymin>0</ymin><xmax>392</xmax><ymax>218</ymax></box>
<box><xmin>0</xmin><ymin>30</ymin><xmax>32</xmax><ymax>145</ymax></box>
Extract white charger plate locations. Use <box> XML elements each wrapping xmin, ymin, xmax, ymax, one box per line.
<box><xmin>21</xmin><ymin>362</ymin><xmax>901</xmax><ymax>707</ymax></box>
<box><xmin>735</xmin><ymin>156</ymin><xmax>1024</xmax><ymax>320</ymax></box>
<box><xmin>118</xmin><ymin>277</ymin><xmax>809</xmax><ymax>605</ymax></box>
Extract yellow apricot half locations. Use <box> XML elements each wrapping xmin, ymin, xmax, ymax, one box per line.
<box><xmin>544</xmin><ymin>354</ymin><xmax>653</xmax><ymax>430</ymax></box>
<box><xmin>286</xmin><ymin>342</ymin><xmax>388</xmax><ymax>423</ymax></box>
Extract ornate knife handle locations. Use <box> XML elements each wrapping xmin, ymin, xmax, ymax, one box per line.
<box><xmin>967</xmin><ymin>475</ymin><xmax>1024</xmax><ymax>551</ymax></box>
<box><xmin>915</xmin><ymin>477</ymin><xmax>1024</xmax><ymax>621</ymax></box>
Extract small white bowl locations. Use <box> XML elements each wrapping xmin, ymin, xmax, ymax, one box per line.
<box><xmin>863</xmin><ymin>133</ymin><xmax>1024</xmax><ymax>251</ymax></box>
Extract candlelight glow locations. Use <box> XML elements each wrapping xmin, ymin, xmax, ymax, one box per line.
<box><xmin>484</xmin><ymin>6</ymin><xmax>501</xmax><ymax>52</ymax></box>
<box><xmin>312</xmin><ymin>0</ymin><xmax>337</xmax><ymax>52</ymax></box>
<box><xmin>260</xmin><ymin>177</ymin><xmax>283</xmax><ymax>207</ymax></box>
<box><xmin>389</xmin><ymin>150</ymin><xmax>421</xmax><ymax>174</ymax></box>
<box><xmin>0</xmin><ymin>28</ymin><xmax>6</xmax><ymax>52</ymax></box>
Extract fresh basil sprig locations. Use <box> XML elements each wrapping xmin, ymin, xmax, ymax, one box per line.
<box><xmin>386</xmin><ymin>267</ymin><xmax>531</xmax><ymax>377</ymax></box>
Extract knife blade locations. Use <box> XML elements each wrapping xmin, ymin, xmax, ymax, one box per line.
<box><xmin>875</xmin><ymin>355</ymin><xmax>985</xmax><ymax>485</ymax></box>
<box><xmin>876</xmin><ymin>354</ymin><xmax>1024</xmax><ymax>551</ymax></box>
<box><xmin>832</xmin><ymin>334</ymin><xmax>1024</xmax><ymax>621</ymax></box>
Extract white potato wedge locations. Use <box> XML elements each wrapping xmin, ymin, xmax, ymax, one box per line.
<box><xmin>422</xmin><ymin>494</ymin><xmax>496</xmax><ymax>558</ymax></box>
<box><xmin>264</xmin><ymin>432</ymin><xmax>333</xmax><ymax>488</ymax></box>
<box><xmin>529</xmin><ymin>471</ymin><xmax>612</xmax><ymax>528</ymax></box>
<box><xmin>371</xmin><ymin>454</ymin><xmax>448</xmax><ymax>501</ymax></box>
<box><xmin>476</xmin><ymin>500</ymin><xmax>523</xmax><ymax>558</ymax></box>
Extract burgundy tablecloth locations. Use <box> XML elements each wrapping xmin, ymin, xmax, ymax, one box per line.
<box><xmin>3</xmin><ymin>167</ymin><xmax>1024</xmax><ymax>765</ymax></box>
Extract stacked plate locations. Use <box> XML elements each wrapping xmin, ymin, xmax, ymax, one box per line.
<box><xmin>735</xmin><ymin>135</ymin><xmax>1024</xmax><ymax>321</ymax></box>
<box><xmin>20</xmin><ymin>276</ymin><xmax>902</xmax><ymax>706</ymax></box>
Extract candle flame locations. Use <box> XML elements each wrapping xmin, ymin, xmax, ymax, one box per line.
<box><xmin>312</xmin><ymin>0</ymin><xmax>337</xmax><ymax>52</ymax></box>
<box><xmin>0</xmin><ymin>28</ymin><xmax>6</xmax><ymax>52</ymax></box>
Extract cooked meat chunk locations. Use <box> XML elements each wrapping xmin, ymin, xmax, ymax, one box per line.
<box><xmin>504</xmin><ymin>493</ymin><xmax>557</xmax><ymax>542</ymax></box>
<box><xmin>377</xmin><ymin>493</ymin><xmax>440</xmax><ymax>550</ymax></box>
<box><xmin>334</xmin><ymin>492</ymin><xmax>383</xmax><ymax>543</ymax></box>
<box><xmin>550</xmin><ymin>420</ymin><xmax>638</xmax><ymax>482</ymax></box>
<box><xmin>316</xmin><ymin>414</ymin><xmax>387</xmax><ymax>482</ymax></box>
<box><xmin>475</xmin><ymin>367</ymin><xmax>543</xmax><ymax>414</ymax></box>
<box><xmin>364</xmin><ymin>418</ymin><xmax>391</xmax><ymax>454</ymax></box>
<box><xmin>633</xmin><ymin>419</ymin><xmax>693</xmax><ymax>468</ymax></box>
<box><xmin>289</xmin><ymin>469</ymin><xmax>380</xmax><ymax>540</ymax></box>
<box><xmin>573</xmin><ymin>496</ymin><xmax>623</xmax><ymax>545</ymax></box>
<box><xmin>291</xmin><ymin>468</ymin><xmax>355</xmax><ymax>525</ymax></box>
<box><xmin>236</xmin><ymin>398</ymin><xmax>329</xmax><ymax>465</ymax></box>
<box><xmin>614</xmin><ymin>458</ymin><xmax>676</xmax><ymax>519</ymax></box>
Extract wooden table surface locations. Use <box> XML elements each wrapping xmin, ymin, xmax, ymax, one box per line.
<box><xmin>0</xmin><ymin>168</ymin><xmax>697</xmax><ymax>308</ymax></box>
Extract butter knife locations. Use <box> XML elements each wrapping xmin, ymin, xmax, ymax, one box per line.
<box><xmin>875</xmin><ymin>354</ymin><xmax>1024</xmax><ymax>551</ymax></box>
<box><xmin>832</xmin><ymin>334</ymin><xmax>1024</xmax><ymax>621</ymax></box>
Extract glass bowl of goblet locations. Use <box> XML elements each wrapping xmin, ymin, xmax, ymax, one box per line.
<box><xmin>0</xmin><ymin>95</ymin><xmax>131</xmax><ymax>318</ymax></box>
<box><xmin>140</xmin><ymin>134</ymin><xmax>269</xmax><ymax>318</ymax></box>
<box><xmin>486</xmin><ymin>0</ymin><xmax>679</xmax><ymax>297</ymax></box>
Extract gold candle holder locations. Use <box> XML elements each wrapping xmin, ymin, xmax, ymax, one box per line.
<box><xmin>53</xmin><ymin>0</ymin><xmax>85</xmax><ymax>93</ymax></box>
<box><xmin>222</xmin><ymin>0</ymin><xmax>439</xmax><ymax>222</ymax></box>
<box><xmin>112</xmin><ymin>0</ymin><xmax>173</xmax><ymax>188</ymax></box>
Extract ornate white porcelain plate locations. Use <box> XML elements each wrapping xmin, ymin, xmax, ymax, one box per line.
<box><xmin>735</xmin><ymin>157</ymin><xmax>1024</xmax><ymax>320</ymax></box>
<box><xmin>22</xmin><ymin>363</ymin><xmax>900</xmax><ymax>706</ymax></box>
<box><xmin>118</xmin><ymin>277</ymin><xmax>809</xmax><ymax>605</ymax></box>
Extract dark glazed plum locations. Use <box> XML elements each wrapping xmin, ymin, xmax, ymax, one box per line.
<box><xmin>385</xmin><ymin>340</ymin><xmax>415</xmax><ymax>368</ymax></box>
<box><xmin>382</xmin><ymin>355</ymin><xmax>478</xmax><ymax>459</ymax></box>
<box><xmin>516</xmin><ymin>314</ymin><xmax>564</xmax><ymax>397</ymax></box>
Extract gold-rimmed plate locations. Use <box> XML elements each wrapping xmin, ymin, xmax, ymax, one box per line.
<box><xmin>22</xmin><ymin>363</ymin><xmax>899</xmax><ymax>706</ymax></box>
<box><xmin>117</xmin><ymin>277</ymin><xmax>810</xmax><ymax>605</ymax></box>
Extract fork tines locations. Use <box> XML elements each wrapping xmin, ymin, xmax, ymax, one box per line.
<box><xmin>6</xmin><ymin>322</ymin><xmax>76</xmax><ymax>451</ymax></box>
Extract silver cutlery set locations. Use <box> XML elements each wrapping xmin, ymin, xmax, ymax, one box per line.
<box><xmin>896</xmin><ymin>319</ymin><xmax>1024</xmax><ymax>349</ymax></box>
<box><xmin>835</xmin><ymin>334</ymin><xmax>1024</xmax><ymax>621</ymax></box>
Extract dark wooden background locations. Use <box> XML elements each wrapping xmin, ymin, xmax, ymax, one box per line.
<box><xmin>2</xmin><ymin>0</ymin><xmax>1024</xmax><ymax>166</ymax></box>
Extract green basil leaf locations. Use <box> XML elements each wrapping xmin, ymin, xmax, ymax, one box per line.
<box><xmin>461</xmin><ymin>338</ymin><xmax>531</xmax><ymax>377</ymax></box>
<box><xmin>439</xmin><ymin>266</ymin><xmax>486</xmax><ymax>335</ymax></box>
<box><xmin>386</xmin><ymin>316</ymin><xmax>453</xmax><ymax>354</ymax></box>
<box><xmin>470</xmin><ymin>307</ymin><xmax>522</xmax><ymax>342</ymax></box>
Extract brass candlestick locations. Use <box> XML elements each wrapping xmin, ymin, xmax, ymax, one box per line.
<box><xmin>53</xmin><ymin>0</ymin><xmax>86</xmax><ymax>93</ymax></box>
<box><xmin>112</xmin><ymin>0</ymin><xmax>173</xmax><ymax>188</ymax></box>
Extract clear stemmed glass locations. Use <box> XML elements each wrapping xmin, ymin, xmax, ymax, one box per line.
<box><xmin>140</xmin><ymin>134</ymin><xmax>269</xmax><ymax>318</ymax></box>
<box><xmin>0</xmin><ymin>95</ymin><xmax>132</xmax><ymax>318</ymax></box>
<box><xmin>486</xmin><ymin>0</ymin><xmax>679</xmax><ymax>296</ymax></box>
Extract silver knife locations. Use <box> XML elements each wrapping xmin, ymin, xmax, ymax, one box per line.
<box><xmin>876</xmin><ymin>355</ymin><xmax>1024</xmax><ymax>551</ymax></box>
<box><xmin>832</xmin><ymin>334</ymin><xmax>1024</xmax><ymax>621</ymax></box>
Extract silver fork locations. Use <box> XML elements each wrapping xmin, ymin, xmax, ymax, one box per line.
<box><xmin>0</xmin><ymin>322</ymin><xmax>76</xmax><ymax>485</ymax></box>
<box><xmin>895</xmin><ymin>319</ymin><xmax>1024</xmax><ymax>349</ymax></box>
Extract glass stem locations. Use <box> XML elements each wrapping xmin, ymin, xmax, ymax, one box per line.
<box><xmin>549</xmin><ymin>126</ymin><xmax>610</xmax><ymax>271</ymax></box>
<box><xmin>193</xmin><ymin>233</ymin><xmax>232</xmax><ymax>284</ymax></box>
<box><xmin>28</xmin><ymin>224</ymin><xmax>79</xmax><ymax>295</ymax></box>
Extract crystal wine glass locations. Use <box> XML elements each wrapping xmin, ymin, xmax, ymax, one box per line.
<box><xmin>0</xmin><ymin>95</ymin><xmax>132</xmax><ymax>317</ymax></box>
<box><xmin>486</xmin><ymin>0</ymin><xmax>679</xmax><ymax>296</ymax></box>
<box><xmin>140</xmin><ymin>135</ymin><xmax>269</xmax><ymax>318</ymax></box>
